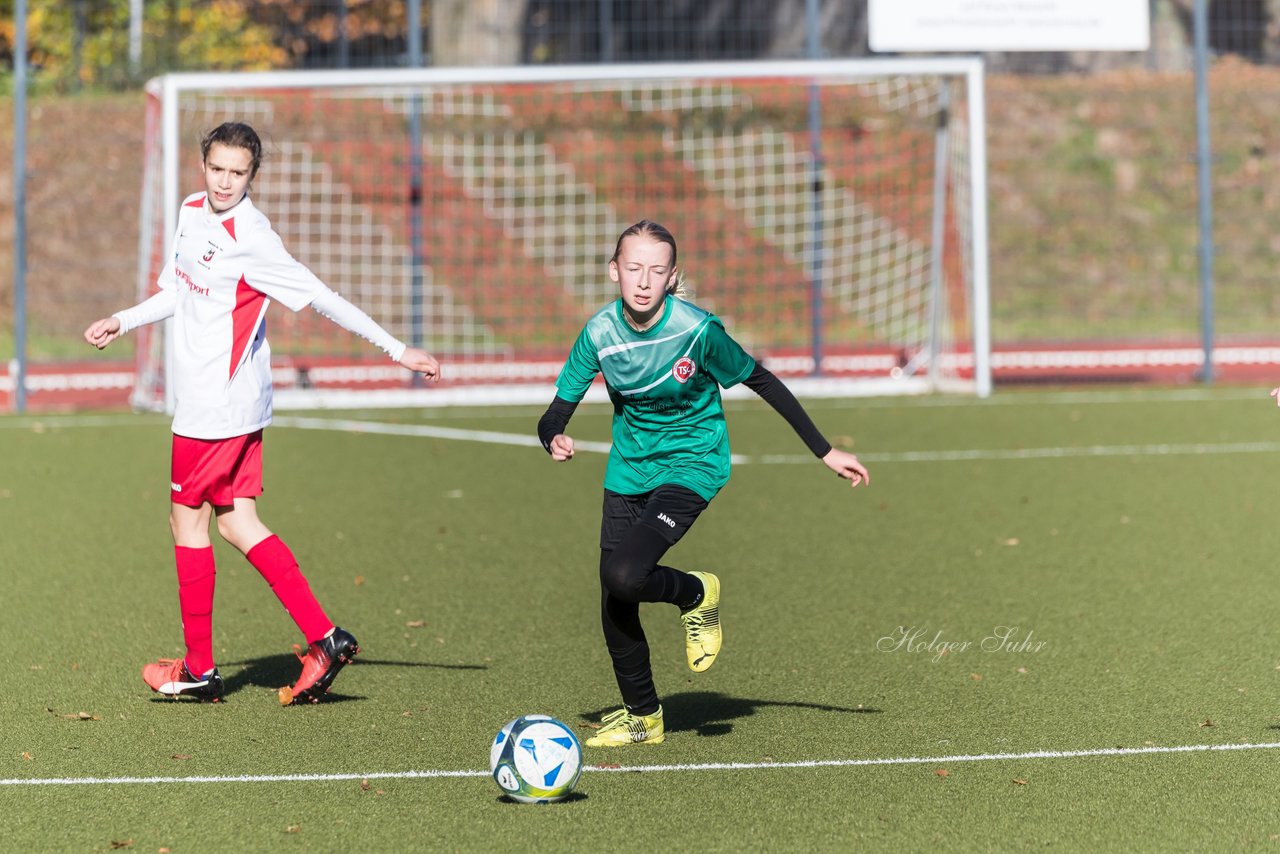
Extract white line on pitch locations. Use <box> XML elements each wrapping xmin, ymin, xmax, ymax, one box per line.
<box><xmin>798</xmin><ymin>386</ymin><xmax>1269</xmax><ymax>409</ymax></box>
<box><xmin>273</xmin><ymin>417</ymin><xmax>1280</xmax><ymax>464</ymax></box>
<box><xmin>586</xmin><ymin>740</ymin><xmax>1280</xmax><ymax>773</ymax></box>
<box><xmin>4</xmin><ymin>741</ymin><xmax>1279</xmax><ymax>787</ymax></box>
<box><xmin>0</xmin><ymin>769</ymin><xmax>486</xmax><ymax>786</ymax></box>
<box><xmin>0</xmin><ymin>415</ymin><xmax>167</xmax><ymax>430</ymax></box>
<box><xmin>763</xmin><ymin>440</ymin><xmax>1280</xmax><ymax>464</ymax></box>
<box><xmin>274</xmin><ymin>415</ymin><xmax>615</xmax><ymax>454</ymax></box>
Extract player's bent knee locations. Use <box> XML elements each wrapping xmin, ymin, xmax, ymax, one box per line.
<box><xmin>169</xmin><ymin>502</ymin><xmax>212</xmax><ymax>546</ymax></box>
<box><xmin>599</xmin><ymin>553</ymin><xmax>652</xmax><ymax>602</ymax></box>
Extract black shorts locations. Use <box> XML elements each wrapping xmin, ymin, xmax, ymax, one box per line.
<box><xmin>600</xmin><ymin>485</ymin><xmax>709</xmax><ymax>551</ymax></box>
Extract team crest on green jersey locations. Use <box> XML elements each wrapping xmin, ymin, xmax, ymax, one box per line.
<box><xmin>673</xmin><ymin>356</ymin><xmax>696</xmax><ymax>383</ymax></box>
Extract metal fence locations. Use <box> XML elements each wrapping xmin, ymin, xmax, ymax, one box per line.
<box><xmin>9</xmin><ymin>0</ymin><xmax>1263</xmax><ymax>83</ymax></box>
<box><xmin>6</xmin><ymin>0</ymin><xmax>1280</xmax><ymax>406</ymax></box>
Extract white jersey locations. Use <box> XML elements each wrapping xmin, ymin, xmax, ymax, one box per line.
<box><xmin>116</xmin><ymin>192</ymin><xmax>405</xmax><ymax>440</ymax></box>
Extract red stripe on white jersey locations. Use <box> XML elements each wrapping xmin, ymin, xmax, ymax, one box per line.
<box><xmin>230</xmin><ymin>276</ymin><xmax>266</xmax><ymax>380</ymax></box>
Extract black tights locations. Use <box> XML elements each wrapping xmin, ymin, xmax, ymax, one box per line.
<box><xmin>599</xmin><ymin>522</ymin><xmax>702</xmax><ymax>715</ymax></box>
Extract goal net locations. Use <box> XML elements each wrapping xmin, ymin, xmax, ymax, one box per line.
<box><xmin>135</xmin><ymin>59</ymin><xmax>990</xmax><ymax>411</ymax></box>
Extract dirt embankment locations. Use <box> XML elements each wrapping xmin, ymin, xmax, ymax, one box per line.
<box><xmin>0</xmin><ymin>94</ymin><xmax>147</xmax><ymax>354</ymax></box>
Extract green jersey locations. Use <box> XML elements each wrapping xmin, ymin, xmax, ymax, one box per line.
<box><xmin>555</xmin><ymin>296</ymin><xmax>756</xmax><ymax>501</ymax></box>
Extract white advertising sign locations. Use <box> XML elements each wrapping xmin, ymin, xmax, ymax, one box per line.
<box><xmin>870</xmin><ymin>0</ymin><xmax>1151</xmax><ymax>52</ymax></box>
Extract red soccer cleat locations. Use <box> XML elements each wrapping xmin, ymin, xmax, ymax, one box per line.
<box><xmin>278</xmin><ymin>627</ymin><xmax>360</xmax><ymax>706</ymax></box>
<box><xmin>141</xmin><ymin>658</ymin><xmax>225</xmax><ymax>702</ymax></box>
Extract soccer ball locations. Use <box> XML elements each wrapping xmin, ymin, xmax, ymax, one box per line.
<box><xmin>489</xmin><ymin>715</ymin><xmax>583</xmax><ymax>803</ymax></box>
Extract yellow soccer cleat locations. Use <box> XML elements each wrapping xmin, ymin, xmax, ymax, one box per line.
<box><xmin>681</xmin><ymin>571</ymin><xmax>721</xmax><ymax>672</ymax></box>
<box><xmin>584</xmin><ymin>707</ymin><xmax>665</xmax><ymax>748</ymax></box>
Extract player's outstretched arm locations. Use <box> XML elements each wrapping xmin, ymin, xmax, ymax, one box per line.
<box><xmin>86</xmin><ymin>291</ymin><xmax>176</xmax><ymax>349</ymax></box>
<box><xmin>399</xmin><ymin>347</ymin><xmax>441</xmax><ymax>382</ymax></box>
<box><xmin>822</xmin><ymin>448</ymin><xmax>869</xmax><ymax>488</ymax></box>
<box><xmin>741</xmin><ymin>359</ymin><xmax>868</xmax><ymax>488</ymax></box>
<box><xmin>84</xmin><ymin>316</ymin><xmax>123</xmax><ymax>350</ymax></box>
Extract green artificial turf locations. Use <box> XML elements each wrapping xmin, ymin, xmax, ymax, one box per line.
<box><xmin>5</xmin><ymin>388</ymin><xmax>1280</xmax><ymax>851</ymax></box>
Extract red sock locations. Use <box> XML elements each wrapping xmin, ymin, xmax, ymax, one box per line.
<box><xmin>246</xmin><ymin>535</ymin><xmax>332</xmax><ymax>643</ymax></box>
<box><xmin>175</xmin><ymin>546</ymin><xmax>216</xmax><ymax>675</ymax></box>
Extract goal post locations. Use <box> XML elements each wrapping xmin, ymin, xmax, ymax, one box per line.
<box><xmin>135</xmin><ymin>58</ymin><xmax>991</xmax><ymax>411</ymax></box>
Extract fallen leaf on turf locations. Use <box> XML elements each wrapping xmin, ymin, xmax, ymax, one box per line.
<box><xmin>406</xmin><ymin>620</ymin><xmax>425</xmax><ymax>628</ymax></box>
<box><xmin>582</xmin><ymin>722</ymin><xmax>602</xmax><ymax>730</ymax></box>
<box><xmin>1001</xmin><ymin>538</ymin><xmax>1019</xmax><ymax>546</ymax></box>
<box><xmin>109</xmin><ymin>840</ymin><xmax>133</xmax><ymax>849</ymax></box>
<box><xmin>71</xmin><ymin>662</ymin><xmax>81</xmax><ymax>671</ymax></box>
<box><xmin>171</xmin><ymin>754</ymin><xmax>192</xmax><ymax>761</ymax></box>
<box><xmin>935</xmin><ymin>768</ymin><xmax>950</xmax><ymax>777</ymax></box>
<box><xmin>376</xmin><ymin>790</ymin><xmax>385</xmax><ymax>796</ymax></box>
<box><xmin>401</xmin><ymin>711</ymin><xmax>412</xmax><ymax>717</ymax></box>
<box><xmin>354</xmin><ymin>575</ymin><xmax>365</xmax><ymax>586</ymax></box>
<box><xmin>21</xmin><ymin>752</ymin><xmax>32</xmax><ymax>761</ymax></box>
<box><xmin>360</xmin><ymin>779</ymin><xmax>371</xmax><ymax>791</ymax></box>
<box><xmin>1013</xmin><ymin>778</ymin><xmax>1028</xmax><ymax>786</ymax></box>
<box><xmin>62</xmin><ymin>711</ymin><xmax>99</xmax><ymax>721</ymax></box>
<box><xmin>285</xmin><ymin>825</ymin><xmax>301</xmax><ymax>834</ymax></box>
<box><xmin>1199</xmin><ymin>719</ymin><xmax>1215</xmax><ymax>728</ymax></box>
<box><xmin>970</xmin><ymin>673</ymin><xmax>983</xmax><ymax>681</ymax></box>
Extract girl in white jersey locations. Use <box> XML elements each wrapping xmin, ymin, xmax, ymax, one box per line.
<box><xmin>85</xmin><ymin>121</ymin><xmax>441</xmax><ymax>705</ymax></box>
<box><xmin>537</xmin><ymin>220</ymin><xmax>868</xmax><ymax>747</ymax></box>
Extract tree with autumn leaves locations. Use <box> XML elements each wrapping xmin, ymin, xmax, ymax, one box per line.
<box><xmin>0</xmin><ymin>0</ymin><xmax>413</xmax><ymax>92</ymax></box>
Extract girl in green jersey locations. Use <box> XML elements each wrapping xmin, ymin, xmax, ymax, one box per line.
<box><xmin>538</xmin><ymin>220</ymin><xmax>868</xmax><ymax>747</ymax></box>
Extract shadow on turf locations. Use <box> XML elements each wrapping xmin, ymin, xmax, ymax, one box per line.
<box><xmin>583</xmin><ymin>690</ymin><xmax>880</xmax><ymax>737</ymax></box>
<box><xmin>215</xmin><ymin>652</ymin><xmax>487</xmax><ymax>699</ymax></box>
<box><xmin>495</xmin><ymin>792</ymin><xmax>589</xmax><ymax>806</ymax></box>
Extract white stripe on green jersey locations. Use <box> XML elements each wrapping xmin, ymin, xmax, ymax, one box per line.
<box><xmin>555</xmin><ymin>296</ymin><xmax>755</xmax><ymax>501</ymax></box>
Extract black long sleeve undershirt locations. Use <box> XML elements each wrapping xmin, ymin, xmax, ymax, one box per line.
<box><xmin>536</xmin><ymin>361</ymin><xmax>830</xmax><ymax>458</ymax></box>
<box><xmin>538</xmin><ymin>395</ymin><xmax>580</xmax><ymax>453</ymax></box>
<box><xmin>742</xmin><ymin>360</ymin><xmax>832</xmax><ymax>458</ymax></box>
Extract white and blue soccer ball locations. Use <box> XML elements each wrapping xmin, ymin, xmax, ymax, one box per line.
<box><xmin>489</xmin><ymin>715</ymin><xmax>583</xmax><ymax>803</ymax></box>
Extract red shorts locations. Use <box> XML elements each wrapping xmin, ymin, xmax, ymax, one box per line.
<box><xmin>170</xmin><ymin>430</ymin><xmax>265</xmax><ymax>507</ymax></box>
